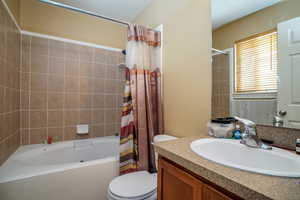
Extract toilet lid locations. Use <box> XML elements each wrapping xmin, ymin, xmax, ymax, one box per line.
<box><xmin>109</xmin><ymin>171</ymin><xmax>157</xmax><ymax>199</ymax></box>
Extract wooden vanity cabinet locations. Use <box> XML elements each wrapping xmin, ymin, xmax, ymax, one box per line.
<box><xmin>158</xmin><ymin>157</ymin><xmax>240</xmax><ymax>200</ymax></box>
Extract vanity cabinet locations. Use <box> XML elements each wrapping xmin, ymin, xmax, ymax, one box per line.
<box><xmin>158</xmin><ymin>157</ymin><xmax>240</xmax><ymax>200</ymax></box>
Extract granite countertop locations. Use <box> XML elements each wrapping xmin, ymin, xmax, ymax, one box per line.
<box><xmin>154</xmin><ymin>136</ymin><xmax>300</xmax><ymax>200</ymax></box>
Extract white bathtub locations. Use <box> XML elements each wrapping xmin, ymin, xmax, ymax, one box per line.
<box><xmin>0</xmin><ymin>136</ymin><xmax>119</xmax><ymax>200</ymax></box>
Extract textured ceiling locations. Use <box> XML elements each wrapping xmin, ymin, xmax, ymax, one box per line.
<box><xmin>212</xmin><ymin>0</ymin><xmax>283</xmax><ymax>29</ymax></box>
<box><xmin>52</xmin><ymin>0</ymin><xmax>153</xmax><ymax>22</ymax></box>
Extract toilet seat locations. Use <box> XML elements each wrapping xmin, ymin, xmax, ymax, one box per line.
<box><xmin>107</xmin><ymin>188</ymin><xmax>156</xmax><ymax>200</ymax></box>
<box><xmin>108</xmin><ymin>171</ymin><xmax>157</xmax><ymax>200</ymax></box>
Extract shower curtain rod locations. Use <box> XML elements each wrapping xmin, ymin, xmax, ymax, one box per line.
<box><xmin>39</xmin><ymin>0</ymin><xmax>130</xmax><ymax>27</ymax></box>
<box><xmin>212</xmin><ymin>48</ymin><xmax>228</xmax><ymax>55</ymax></box>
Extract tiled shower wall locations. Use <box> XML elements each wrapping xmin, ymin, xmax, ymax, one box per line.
<box><xmin>20</xmin><ymin>34</ymin><xmax>125</xmax><ymax>145</ymax></box>
<box><xmin>211</xmin><ymin>54</ymin><xmax>230</xmax><ymax>118</ymax></box>
<box><xmin>0</xmin><ymin>2</ymin><xmax>21</xmax><ymax>165</ymax></box>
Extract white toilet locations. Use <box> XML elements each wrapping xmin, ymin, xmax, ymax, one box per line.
<box><xmin>107</xmin><ymin>135</ymin><xmax>178</xmax><ymax>200</ymax></box>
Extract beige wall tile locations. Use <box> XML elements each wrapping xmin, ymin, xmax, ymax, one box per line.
<box><xmin>105</xmin><ymin>124</ymin><xmax>116</xmax><ymax>136</ymax></box>
<box><xmin>65</xmin><ymin>76</ymin><xmax>79</xmax><ymax>92</ymax></box>
<box><xmin>104</xmin><ymin>95</ymin><xmax>117</xmax><ymax>109</ymax></box>
<box><xmin>31</xmin><ymin>36</ymin><xmax>48</xmax><ymax>56</ymax></box>
<box><xmin>49</xmin><ymin>39</ymin><xmax>65</xmax><ymax>58</ymax></box>
<box><xmin>91</xmin><ymin>124</ymin><xmax>104</xmax><ymax>137</ymax></box>
<box><xmin>79</xmin><ymin>110</ymin><xmax>91</xmax><ymax>124</ymax></box>
<box><xmin>0</xmin><ymin>115</ymin><xmax>5</xmax><ymax>141</ymax></box>
<box><xmin>107</xmin><ymin>51</ymin><xmax>118</xmax><ymax>65</ymax></box>
<box><xmin>80</xmin><ymin>94</ymin><xmax>92</xmax><ymax>109</ymax></box>
<box><xmin>48</xmin><ymin>111</ymin><xmax>64</xmax><ymax>127</ymax></box>
<box><xmin>0</xmin><ymin>1</ymin><xmax>21</xmax><ymax>165</ymax></box>
<box><xmin>0</xmin><ymin>140</ymin><xmax>8</xmax><ymax>164</ymax></box>
<box><xmin>20</xmin><ymin>111</ymin><xmax>29</xmax><ymax>129</ymax></box>
<box><xmin>65</xmin><ymin>59</ymin><xmax>79</xmax><ymax>76</ymax></box>
<box><xmin>80</xmin><ymin>77</ymin><xmax>93</xmax><ymax>93</ymax></box>
<box><xmin>80</xmin><ymin>61</ymin><xmax>94</xmax><ymax>77</ymax></box>
<box><xmin>31</xmin><ymin>73</ymin><xmax>47</xmax><ymax>92</ymax></box>
<box><xmin>0</xmin><ymin>87</ymin><xmax>5</xmax><ymax>113</ymax></box>
<box><xmin>30</xmin><ymin>111</ymin><xmax>47</xmax><ymax>128</ymax></box>
<box><xmin>64</xmin><ymin>110</ymin><xmax>79</xmax><ymax>126</ymax></box>
<box><xmin>18</xmin><ymin>34</ymin><xmax>125</xmax><ymax>146</ymax></box>
<box><xmin>63</xmin><ymin>126</ymin><xmax>76</xmax><ymax>141</ymax></box>
<box><xmin>48</xmin><ymin>93</ymin><xmax>64</xmax><ymax>110</ymax></box>
<box><xmin>20</xmin><ymin>72</ymin><xmax>30</xmax><ymax>91</ymax></box>
<box><xmin>48</xmin><ymin>74</ymin><xmax>64</xmax><ymax>92</ymax></box>
<box><xmin>49</xmin><ymin>56</ymin><xmax>64</xmax><ymax>74</ymax></box>
<box><xmin>105</xmin><ymin>64</ymin><xmax>117</xmax><ymax>79</ymax></box>
<box><xmin>31</xmin><ymin>55</ymin><xmax>48</xmax><ymax>73</ymax></box>
<box><xmin>94</xmin><ymin>48</ymin><xmax>107</xmax><ymax>64</ymax></box>
<box><xmin>0</xmin><ymin>60</ymin><xmax>6</xmax><ymax>86</ymax></box>
<box><xmin>93</xmin><ymin>94</ymin><xmax>105</xmax><ymax>108</ymax></box>
<box><xmin>65</xmin><ymin>43</ymin><xmax>79</xmax><ymax>60</ymax></box>
<box><xmin>21</xmin><ymin>35</ymin><xmax>31</xmax><ymax>73</ymax></box>
<box><xmin>30</xmin><ymin>92</ymin><xmax>47</xmax><ymax>110</ymax></box>
<box><xmin>92</xmin><ymin>110</ymin><xmax>104</xmax><ymax>125</ymax></box>
<box><xmin>30</xmin><ymin>128</ymin><xmax>47</xmax><ymax>144</ymax></box>
<box><xmin>48</xmin><ymin>127</ymin><xmax>63</xmax><ymax>142</ymax></box>
<box><xmin>94</xmin><ymin>63</ymin><xmax>106</xmax><ymax>78</ymax></box>
<box><xmin>21</xmin><ymin>129</ymin><xmax>30</xmax><ymax>145</ymax></box>
<box><xmin>20</xmin><ymin>91</ymin><xmax>30</xmax><ymax>110</ymax></box>
<box><xmin>79</xmin><ymin>46</ymin><xmax>94</xmax><ymax>62</ymax></box>
<box><xmin>64</xmin><ymin>94</ymin><xmax>79</xmax><ymax>109</ymax></box>
<box><xmin>94</xmin><ymin>79</ymin><xmax>105</xmax><ymax>93</ymax></box>
<box><xmin>104</xmin><ymin>110</ymin><xmax>115</xmax><ymax>124</ymax></box>
<box><xmin>104</xmin><ymin>79</ymin><xmax>116</xmax><ymax>93</ymax></box>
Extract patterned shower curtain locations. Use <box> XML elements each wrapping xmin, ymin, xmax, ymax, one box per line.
<box><xmin>119</xmin><ymin>24</ymin><xmax>163</xmax><ymax>175</ymax></box>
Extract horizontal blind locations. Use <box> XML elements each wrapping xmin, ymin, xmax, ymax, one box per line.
<box><xmin>235</xmin><ymin>30</ymin><xmax>278</xmax><ymax>93</ymax></box>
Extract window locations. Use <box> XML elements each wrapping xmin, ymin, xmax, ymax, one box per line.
<box><xmin>235</xmin><ymin>30</ymin><xmax>278</xmax><ymax>94</ymax></box>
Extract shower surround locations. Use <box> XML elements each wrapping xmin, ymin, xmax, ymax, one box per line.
<box><xmin>0</xmin><ymin>0</ymin><xmax>125</xmax><ymax>166</ymax></box>
<box><xmin>211</xmin><ymin>54</ymin><xmax>230</xmax><ymax>118</ymax></box>
<box><xmin>20</xmin><ymin>34</ymin><xmax>125</xmax><ymax>145</ymax></box>
<box><xmin>0</xmin><ymin>1</ymin><xmax>21</xmax><ymax>165</ymax></box>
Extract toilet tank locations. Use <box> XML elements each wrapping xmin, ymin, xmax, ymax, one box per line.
<box><xmin>153</xmin><ymin>135</ymin><xmax>178</xmax><ymax>169</ymax></box>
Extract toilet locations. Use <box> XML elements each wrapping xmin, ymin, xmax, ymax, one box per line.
<box><xmin>107</xmin><ymin>135</ymin><xmax>178</xmax><ymax>200</ymax></box>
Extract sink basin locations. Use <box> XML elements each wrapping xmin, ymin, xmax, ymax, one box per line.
<box><xmin>190</xmin><ymin>138</ymin><xmax>300</xmax><ymax>177</ymax></box>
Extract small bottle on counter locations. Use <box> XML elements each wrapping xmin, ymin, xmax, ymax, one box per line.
<box><xmin>296</xmin><ymin>139</ymin><xmax>300</xmax><ymax>155</ymax></box>
<box><xmin>232</xmin><ymin>125</ymin><xmax>242</xmax><ymax>139</ymax></box>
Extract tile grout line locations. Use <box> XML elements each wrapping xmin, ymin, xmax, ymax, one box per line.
<box><xmin>77</xmin><ymin>45</ymin><xmax>81</xmax><ymax>141</ymax></box>
<box><xmin>62</xmin><ymin>41</ymin><xmax>66</xmax><ymax>142</ymax></box>
<box><xmin>46</xmin><ymin>38</ymin><xmax>50</xmax><ymax>142</ymax></box>
<box><xmin>91</xmin><ymin>47</ymin><xmax>95</xmax><ymax>138</ymax></box>
<box><xmin>28</xmin><ymin>35</ymin><xmax>32</xmax><ymax>145</ymax></box>
<box><xmin>103</xmin><ymin>52</ymin><xmax>107</xmax><ymax>137</ymax></box>
<box><xmin>19</xmin><ymin>32</ymin><xmax>22</xmax><ymax>146</ymax></box>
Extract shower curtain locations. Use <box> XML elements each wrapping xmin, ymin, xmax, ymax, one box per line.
<box><xmin>119</xmin><ymin>24</ymin><xmax>163</xmax><ymax>175</ymax></box>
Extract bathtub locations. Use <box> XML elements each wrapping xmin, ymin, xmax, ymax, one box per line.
<box><xmin>0</xmin><ymin>136</ymin><xmax>119</xmax><ymax>200</ymax></box>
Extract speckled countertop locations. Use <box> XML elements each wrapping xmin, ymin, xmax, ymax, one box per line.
<box><xmin>154</xmin><ymin>136</ymin><xmax>300</xmax><ymax>200</ymax></box>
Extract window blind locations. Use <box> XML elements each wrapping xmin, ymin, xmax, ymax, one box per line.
<box><xmin>235</xmin><ymin>30</ymin><xmax>278</xmax><ymax>93</ymax></box>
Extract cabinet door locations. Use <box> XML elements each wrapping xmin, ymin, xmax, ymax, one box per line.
<box><xmin>202</xmin><ymin>184</ymin><xmax>233</xmax><ymax>200</ymax></box>
<box><xmin>158</xmin><ymin>157</ymin><xmax>203</xmax><ymax>200</ymax></box>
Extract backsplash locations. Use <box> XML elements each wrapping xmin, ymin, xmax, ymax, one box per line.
<box><xmin>20</xmin><ymin>34</ymin><xmax>125</xmax><ymax>145</ymax></box>
<box><xmin>0</xmin><ymin>1</ymin><xmax>21</xmax><ymax>165</ymax></box>
<box><xmin>257</xmin><ymin>125</ymin><xmax>300</xmax><ymax>150</ymax></box>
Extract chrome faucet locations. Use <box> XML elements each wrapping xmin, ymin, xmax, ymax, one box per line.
<box><xmin>234</xmin><ymin>116</ymin><xmax>272</xmax><ymax>150</ymax></box>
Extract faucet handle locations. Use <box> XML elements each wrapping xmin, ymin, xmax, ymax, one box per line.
<box><xmin>234</xmin><ymin>116</ymin><xmax>256</xmax><ymax>127</ymax></box>
<box><xmin>246</xmin><ymin>126</ymin><xmax>257</xmax><ymax>135</ymax></box>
